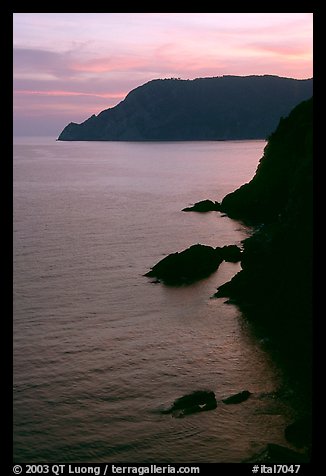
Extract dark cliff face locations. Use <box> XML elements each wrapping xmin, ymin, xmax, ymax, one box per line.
<box><xmin>216</xmin><ymin>98</ymin><xmax>313</xmax><ymax>400</ymax></box>
<box><xmin>220</xmin><ymin>98</ymin><xmax>313</xmax><ymax>224</ymax></box>
<box><xmin>58</xmin><ymin>75</ymin><xmax>312</xmax><ymax>141</ymax></box>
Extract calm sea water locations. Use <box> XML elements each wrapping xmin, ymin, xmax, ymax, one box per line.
<box><xmin>13</xmin><ymin>138</ymin><xmax>295</xmax><ymax>463</ymax></box>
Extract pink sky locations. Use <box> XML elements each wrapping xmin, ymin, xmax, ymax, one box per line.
<box><xmin>13</xmin><ymin>13</ymin><xmax>313</xmax><ymax>136</ymax></box>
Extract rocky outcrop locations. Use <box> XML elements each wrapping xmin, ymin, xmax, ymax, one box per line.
<box><xmin>162</xmin><ymin>389</ymin><xmax>254</xmax><ymax>418</ymax></box>
<box><xmin>145</xmin><ymin>243</ymin><xmax>242</xmax><ymax>285</ymax></box>
<box><xmin>182</xmin><ymin>199</ymin><xmax>221</xmax><ymax>212</ymax></box>
<box><xmin>58</xmin><ymin>75</ymin><xmax>312</xmax><ymax>141</ymax></box>
<box><xmin>220</xmin><ymin>245</ymin><xmax>242</xmax><ymax>263</ymax></box>
<box><xmin>145</xmin><ymin>244</ymin><xmax>223</xmax><ymax>285</ymax></box>
<box><xmin>162</xmin><ymin>391</ymin><xmax>217</xmax><ymax>418</ymax></box>
<box><xmin>222</xmin><ymin>390</ymin><xmax>251</xmax><ymax>404</ymax></box>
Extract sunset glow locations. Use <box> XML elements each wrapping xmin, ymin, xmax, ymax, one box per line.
<box><xmin>13</xmin><ymin>13</ymin><xmax>313</xmax><ymax>136</ymax></box>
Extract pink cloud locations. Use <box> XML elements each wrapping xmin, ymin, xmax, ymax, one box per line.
<box><xmin>14</xmin><ymin>89</ymin><xmax>126</xmax><ymax>99</ymax></box>
<box><xmin>247</xmin><ymin>41</ymin><xmax>312</xmax><ymax>58</ymax></box>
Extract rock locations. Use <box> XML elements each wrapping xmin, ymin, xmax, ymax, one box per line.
<box><xmin>145</xmin><ymin>244</ymin><xmax>223</xmax><ymax>285</ymax></box>
<box><xmin>220</xmin><ymin>245</ymin><xmax>242</xmax><ymax>262</ymax></box>
<box><xmin>182</xmin><ymin>200</ymin><xmax>221</xmax><ymax>212</ymax></box>
<box><xmin>222</xmin><ymin>390</ymin><xmax>251</xmax><ymax>404</ymax></box>
<box><xmin>284</xmin><ymin>417</ymin><xmax>312</xmax><ymax>448</ymax></box>
<box><xmin>244</xmin><ymin>443</ymin><xmax>309</xmax><ymax>463</ymax></box>
<box><xmin>163</xmin><ymin>390</ymin><xmax>217</xmax><ymax>418</ymax></box>
<box><xmin>145</xmin><ymin>243</ymin><xmax>243</xmax><ymax>285</ymax></box>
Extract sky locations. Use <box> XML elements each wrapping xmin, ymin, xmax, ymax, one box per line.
<box><xmin>13</xmin><ymin>13</ymin><xmax>313</xmax><ymax>136</ymax></box>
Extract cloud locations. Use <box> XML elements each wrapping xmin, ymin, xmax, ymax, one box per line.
<box><xmin>13</xmin><ymin>47</ymin><xmax>78</xmax><ymax>81</ymax></box>
<box><xmin>15</xmin><ymin>89</ymin><xmax>125</xmax><ymax>99</ymax></box>
<box><xmin>247</xmin><ymin>41</ymin><xmax>312</xmax><ymax>58</ymax></box>
<box><xmin>13</xmin><ymin>13</ymin><xmax>313</xmax><ymax>136</ymax></box>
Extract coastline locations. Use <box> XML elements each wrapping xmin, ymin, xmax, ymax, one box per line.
<box><xmin>215</xmin><ymin>98</ymin><xmax>313</xmax><ymax>459</ymax></box>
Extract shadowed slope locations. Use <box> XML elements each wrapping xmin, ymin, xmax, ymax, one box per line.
<box><xmin>58</xmin><ymin>75</ymin><xmax>312</xmax><ymax>141</ymax></box>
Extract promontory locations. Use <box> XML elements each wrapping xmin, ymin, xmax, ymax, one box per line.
<box><xmin>58</xmin><ymin>75</ymin><xmax>312</xmax><ymax>141</ymax></box>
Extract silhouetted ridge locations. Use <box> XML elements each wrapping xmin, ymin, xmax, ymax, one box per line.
<box><xmin>220</xmin><ymin>98</ymin><xmax>313</xmax><ymax>223</ymax></box>
<box><xmin>58</xmin><ymin>75</ymin><xmax>312</xmax><ymax>141</ymax></box>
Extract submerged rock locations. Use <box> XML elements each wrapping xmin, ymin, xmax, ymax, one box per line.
<box><xmin>145</xmin><ymin>243</ymin><xmax>242</xmax><ymax>285</ymax></box>
<box><xmin>222</xmin><ymin>390</ymin><xmax>251</xmax><ymax>404</ymax></box>
<box><xmin>182</xmin><ymin>199</ymin><xmax>221</xmax><ymax>212</ymax></box>
<box><xmin>162</xmin><ymin>390</ymin><xmax>217</xmax><ymax>418</ymax></box>
<box><xmin>145</xmin><ymin>244</ymin><xmax>223</xmax><ymax>285</ymax></box>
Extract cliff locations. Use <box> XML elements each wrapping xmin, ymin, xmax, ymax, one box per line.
<box><xmin>58</xmin><ymin>75</ymin><xmax>312</xmax><ymax>141</ymax></box>
<box><xmin>216</xmin><ymin>98</ymin><xmax>313</xmax><ymax>405</ymax></box>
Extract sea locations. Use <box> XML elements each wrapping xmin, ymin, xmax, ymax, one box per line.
<box><xmin>13</xmin><ymin>138</ymin><xmax>296</xmax><ymax>463</ymax></box>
